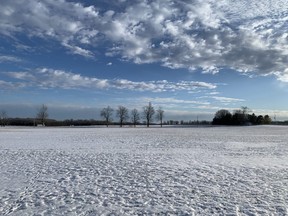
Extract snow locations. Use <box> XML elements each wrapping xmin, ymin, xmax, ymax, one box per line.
<box><xmin>0</xmin><ymin>125</ymin><xmax>288</xmax><ymax>215</ymax></box>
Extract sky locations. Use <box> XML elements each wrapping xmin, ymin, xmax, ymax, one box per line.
<box><xmin>0</xmin><ymin>0</ymin><xmax>288</xmax><ymax>121</ymax></box>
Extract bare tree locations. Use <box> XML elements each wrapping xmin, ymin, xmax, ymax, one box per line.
<box><xmin>116</xmin><ymin>106</ymin><xmax>129</xmax><ymax>127</ymax></box>
<box><xmin>131</xmin><ymin>108</ymin><xmax>140</xmax><ymax>127</ymax></box>
<box><xmin>241</xmin><ymin>106</ymin><xmax>250</xmax><ymax>115</ymax></box>
<box><xmin>156</xmin><ymin>107</ymin><xmax>164</xmax><ymax>127</ymax></box>
<box><xmin>100</xmin><ymin>106</ymin><xmax>114</xmax><ymax>127</ymax></box>
<box><xmin>143</xmin><ymin>102</ymin><xmax>155</xmax><ymax>127</ymax></box>
<box><xmin>37</xmin><ymin>104</ymin><xmax>49</xmax><ymax>126</ymax></box>
<box><xmin>0</xmin><ymin>110</ymin><xmax>8</xmax><ymax>127</ymax></box>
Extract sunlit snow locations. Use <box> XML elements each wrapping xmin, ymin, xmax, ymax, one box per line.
<box><xmin>0</xmin><ymin>126</ymin><xmax>288</xmax><ymax>215</ymax></box>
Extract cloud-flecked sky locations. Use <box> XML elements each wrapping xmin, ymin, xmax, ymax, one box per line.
<box><xmin>0</xmin><ymin>0</ymin><xmax>288</xmax><ymax>120</ymax></box>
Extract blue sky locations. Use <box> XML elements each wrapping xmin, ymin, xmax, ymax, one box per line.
<box><xmin>0</xmin><ymin>0</ymin><xmax>288</xmax><ymax>121</ymax></box>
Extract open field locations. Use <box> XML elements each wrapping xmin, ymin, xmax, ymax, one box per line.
<box><xmin>0</xmin><ymin>125</ymin><xmax>288</xmax><ymax>215</ymax></box>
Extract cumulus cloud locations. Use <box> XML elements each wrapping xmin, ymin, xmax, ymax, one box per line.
<box><xmin>4</xmin><ymin>68</ymin><xmax>217</xmax><ymax>92</ymax></box>
<box><xmin>0</xmin><ymin>0</ymin><xmax>99</xmax><ymax>58</ymax></box>
<box><xmin>1</xmin><ymin>0</ymin><xmax>288</xmax><ymax>79</ymax></box>
<box><xmin>275</xmin><ymin>70</ymin><xmax>288</xmax><ymax>82</ymax></box>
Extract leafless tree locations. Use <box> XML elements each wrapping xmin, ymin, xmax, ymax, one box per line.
<box><xmin>143</xmin><ymin>102</ymin><xmax>155</xmax><ymax>127</ymax></box>
<box><xmin>100</xmin><ymin>106</ymin><xmax>114</xmax><ymax>127</ymax></box>
<box><xmin>131</xmin><ymin>108</ymin><xmax>140</xmax><ymax>127</ymax></box>
<box><xmin>156</xmin><ymin>107</ymin><xmax>164</xmax><ymax>127</ymax></box>
<box><xmin>36</xmin><ymin>104</ymin><xmax>49</xmax><ymax>126</ymax></box>
<box><xmin>0</xmin><ymin>110</ymin><xmax>8</xmax><ymax>127</ymax></box>
<box><xmin>241</xmin><ymin>106</ymin><xmax>250</xmax><ymax>115</ymax></box>
<box><xmin>116</xmin><ymin>106</ymin><xmax>129</xmax><ymax>127</ymax></box>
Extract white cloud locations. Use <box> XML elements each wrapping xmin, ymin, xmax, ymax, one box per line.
<box><xmin>197</xmin><ymin>95</ymin><xmax>245</xmax><ymax>106</ymax></box>
<box><xmin>4</xmin><ymin>68</ymin><xmax>217</xmax><ymax>92</ymax></box>
<box><xmin>0</xmin><ymin>0</ymin><xmax>99</xmax><ymax>58</ymax></box>
<box><xmin>61</xmin><ymin>42</ymin><xmax>94</xmax><ymax>58</ymax></box>
<box><xmin>141</xmin><ymin>97</ymin><xmax>210</xmax><ymax>106</ymax></box>
<box><xmin>208</xmin><ymin>92</ymin><xmax>220</xmax><ymax>95</ymax></box>
<box><xmin>6</xmin><ymin>72</ymin><xmax>35</xmax><ymax>80</ymax></box>
<box><xmin>0</xmin><ymin>55</ymin><xmax>22</xmax><ymax>63</ymax></box>
<box><xmin>0</xmin><ymin>80</ymin><xmax>15</xmax><ymax>89</ymax></box>
<box><xmin>1</xmin><ymin>0</ymin><xmax>288</xmax><ymax>79</ymax></box>
<box><xmin>275</xmin><ymin>70</ymin><xmax>288</xmax><ymax>82</ymax></box>
<box><xmin>0</xmin><ymin>80</ymin><xmax>26</xmax><ymax>90</ymax></box>
<box><xmin>211</xmin><ymin>96</ymin><xmax>245</xmax><ymax>103</ymax></box>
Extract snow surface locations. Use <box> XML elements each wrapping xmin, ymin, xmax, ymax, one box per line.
<box><xmin>0</xmin><ymin>125</ymin><xmax>288</xmax><ymax>215</ymax></box>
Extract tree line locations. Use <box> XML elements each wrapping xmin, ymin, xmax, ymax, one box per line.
<box><xmin>0</xmin><ymin>104</ymin><xmax>279</xmax><ymax>127</ymax></box>
<box><xmin>0</xmin><ymin>104</ymin><xmax>50</xmax><ymax>127</ymax></box>
<box><xmin>100</xmin><ymin>102</ymin><xmax>164</xmax><ymax>127</ymax></box>
<box><xmin>212</xmin><ymin>107</ymin><xmax>272</xmax><ymax>126</ymax></box>
<box><xmin>0</xmin><ymin>103</ymin><xmax>165</xmax><ymax>127</ymax></box>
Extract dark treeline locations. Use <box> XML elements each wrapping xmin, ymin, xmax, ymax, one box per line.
<box><xmin>164</xmin><ymin>120</ymin><xmax>211</xmax><ymax>125</ymax></box>
<box><xmin>6</xmin><ymin>118</ymin><xmax>107</xmax><ymax>127</ymax></box>
<box><xmin>272</xmin><ymin>121</ymin><xmax>288</xmax><ymax>125</ymax></box>
<box><xmin>5</xmin><ymin>117</ymin><xmax>211</xmax><ymax>127</ymax></box>
<box><xmin>212</xmin><ymin>107</ymin><xmax>272</xmax><ymax>126</ymax></box>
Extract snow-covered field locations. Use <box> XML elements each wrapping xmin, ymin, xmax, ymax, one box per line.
<box><xmin>1</xmin><ymin>125</ymin><xmax>288</xmax><ymax>215</ymax></box>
